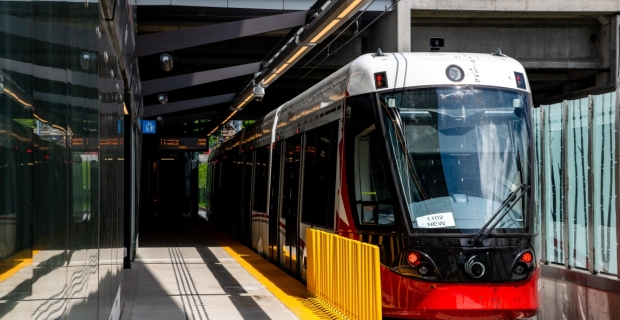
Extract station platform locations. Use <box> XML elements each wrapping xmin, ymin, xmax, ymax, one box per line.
<box><xmin>121</xmin><ymin>219</ymin><xmax>330</xmax><ymax>320</ymax></box>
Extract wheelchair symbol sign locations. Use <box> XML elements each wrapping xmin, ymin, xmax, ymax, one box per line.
<box><xmin>143</xmin><ymin>120</ymin><xmax>156</xmax><ymax>134</ymax></box>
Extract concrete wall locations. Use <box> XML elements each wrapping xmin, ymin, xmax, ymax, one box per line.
<box><xmin>410</xmin><ymin>0</ymin><xmax>620</xmax><ymax>13</ymax></box>
<box><xmin>541</xmin><ymin>275</ymin><xmax>620</xmax><ymax>319</ymax></box>
<box><xmin>410</xmin><ymin>25</ymin><xmax>602</xmax><ymax>69</ymax></box>
<box><xmin>408</xmin><ymin>13</ymin><xmax>619</xmax><ymax>103</ymax></box>
<box><xmin>365</xmin><ymin>0</ymin><xmax>410</xmax><ymax>53</ymax></box>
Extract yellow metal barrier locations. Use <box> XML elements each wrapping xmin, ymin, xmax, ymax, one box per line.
<box><xmin>306</xmin><ymin>229</ymin><xmax>381</xmax><ymax>320</ymax></box>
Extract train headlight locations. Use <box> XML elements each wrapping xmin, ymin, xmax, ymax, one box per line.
<box><xmin>514</xmin><ymin>265</ymin><xmax>525</xmax><ymax>276</ymax></box>
<box><xmin>511</xmin><ymin>250</ymin><xmax>535</xmax><ymax>280</ymax></box>
<box><xmin>445</xmin><ymin>65</ymin><xmax>464</xmax><ymax>82</ymax></box>
<box><xmin>399</xmin><ymin>249</ymin><xmax>442</xmax><ymax>281</ymax></box>
<box><xmin>520</xmin><ymin>252</ymin><xmax>533</xmax><ymax>263</ymax></box>
<box><xmin>418</xmin><ymin>265</ymin><xmax>429</xmax><ymax>276</ymax></box>
<box><xmin>407</xmin><ymin>252</ymin><xmax>421</xmax><ymax>266</ymax></box>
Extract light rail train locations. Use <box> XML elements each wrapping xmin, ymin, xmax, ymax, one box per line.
<box><xmin>207</xmin><ymin>51</ymin><xmax>539</xmax><ymax>319</ymax></box>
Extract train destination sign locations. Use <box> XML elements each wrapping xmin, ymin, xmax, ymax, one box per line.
<box><xmin>159</xmin><ymin>138</ymin><xmax>207</xmax><ymax>150</ymax></box>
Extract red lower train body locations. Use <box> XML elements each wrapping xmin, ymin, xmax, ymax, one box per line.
<box><xmin>380</xmin><ymin>267</ymin><xmax>539</xmax><ymax>319</ymax></box>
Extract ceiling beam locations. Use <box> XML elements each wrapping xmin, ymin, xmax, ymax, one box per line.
<box><xmin>134</xmin><ymin>11</ymin><xmax>308</xmax><ymax>58</ymax></box>
<box><xmin>143</xmin><ymin>93</ymin><xmax>236</xmax><ymax>117</ymax></box>
<box><xmin>141</xmin><ymin>62</ymin><xmax>261</xmax><ymax>96</ymax></box>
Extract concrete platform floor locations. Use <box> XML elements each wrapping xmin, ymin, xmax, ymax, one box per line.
<box><xmin>120</xmin><ymin>221</ymin><xmax>298</xmax><ymax>320</ymax></box>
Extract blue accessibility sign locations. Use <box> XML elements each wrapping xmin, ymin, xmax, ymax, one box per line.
<box><xmin>143</xmin><ymin>120</ymin><xmax>157</xmax><ymax>134</ymax></box>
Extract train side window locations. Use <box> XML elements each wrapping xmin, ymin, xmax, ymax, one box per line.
<box><xmin>301</xmin><ymin>122</ymin><xmax>337</xmax><ymax>229</ymax></box>
<box><xmin>301</xmin><ymin>130</ymin><xmax>317</xmax><ymax>225</ymax></box>
<box><xmin>344</xmin><ymin>93</ymin><xmax>399</xmax><ymax>228</ymax></box>
<box><xmin>354</xmin><ymin>127</ymin><xmax>394</xmax><ymax>225</ymax></box>
<box><xmin>313</xmin><ymin>122</ymin><xmax>338</xmax><ymax>229</ymax></box>
<box><xmin>253</xmin><ymin>146</ymin><xmax>269</xmax><ymax>213</ymax></box>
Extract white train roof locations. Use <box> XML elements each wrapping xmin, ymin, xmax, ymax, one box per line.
<box><xmin>211</xmin><ymin>51</ymin><xmax>530</xmax><ymax>157</ymax></box>
<box><xmin>346</xmin><ymin>52</ymin><xmax>530</xmax><ymax>96</ymax></box>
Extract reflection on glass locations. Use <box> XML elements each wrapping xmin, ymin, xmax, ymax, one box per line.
<box><xmin>543</xmin><ymin>103</ymin><xmax>564</xmax><ymax>265</ymax></box>
<box><xmin>354</xmin><ymin>127</ymin><xmax>394</xmax><ymax>225</ymax></box>
<box><xmin>592</xmin><ymin>92</ymin><xmax>617</xmax><ymax>275</ymax></box>
<box><xmin>0</xmin><ymin>0</ymin><xmax>126</xmax><ymax>318</ymax></box>
<box><xmin>381</xmin><ymin>87</ymin><xmax>531</xmax><ymax>234</ymax></box>
<box><xmin>567</xmin><ymin>98</ymin><xmax>589</xmax><ymax>269</ymax></box>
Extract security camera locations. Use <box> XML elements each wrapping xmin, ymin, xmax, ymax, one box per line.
<box><xmin>157</xmin><ymin>93</ymin><xmax>168</xmax><ymax>104</ymax></box>
<box><xmin>253</xmin><ymin>81</ymin><xmax>265</xmax><ymax>102</ymax></box>
<box><xmin>160</xmin><ymin>53</ymin><xmax>173</xmax><ymax>72</ymax></box>
<box><xmin>429</xmin><ymin>37</ymin><xmax>444</xmax><ymax>52</ymax></box>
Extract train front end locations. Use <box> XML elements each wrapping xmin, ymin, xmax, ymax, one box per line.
<box><xmin>342</xmin><ymin>53</ymin><xmax>539</xmax><ymax>319</ymax></box>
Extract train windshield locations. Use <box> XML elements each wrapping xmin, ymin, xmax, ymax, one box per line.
<box><xmin>379</xmin><ymin>87</ymin><xmax>531</xmax><ymax>234</ymax></box>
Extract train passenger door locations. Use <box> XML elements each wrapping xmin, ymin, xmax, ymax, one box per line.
<box><xmin>268</xmin><ymin>142</ymin><xmax>282</xmax><ymax>262</ymax></box>
<box><xmin>279</xmin><ymin>135</ymin><xmax>302</xmax><ymax>275</ymax></box>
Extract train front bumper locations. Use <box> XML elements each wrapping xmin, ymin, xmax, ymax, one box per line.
<box><xmin>381</xmin><ymin>266</ymin><xmax>540</xmax><ymax>319</ymax></box>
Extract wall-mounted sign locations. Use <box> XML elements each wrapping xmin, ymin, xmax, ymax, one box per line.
<box><xmin>159</xmin><ymin>137</ymin><xmax>207</xmax><ymax>150</ymax></box>
<box><xmin>143</xmin><ymin>120</ymin><xmax>156</xmax><ymax>134</ymax></box>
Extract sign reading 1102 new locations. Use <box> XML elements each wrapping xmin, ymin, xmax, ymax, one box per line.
<box><xmin>159</xmin><ymin>138</ymin><xmax>207</xmax><ymax>150</ymax></box>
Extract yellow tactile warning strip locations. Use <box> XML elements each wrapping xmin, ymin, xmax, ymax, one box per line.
<box><xmin>205</xmin><ymin>227</ymin><xmax>342</xmax><ymax>320</ymax></box>
<box><xmin>0</xmin><ymin>250</ymin><xmax>40</xmax><ymax>282</ymax></box>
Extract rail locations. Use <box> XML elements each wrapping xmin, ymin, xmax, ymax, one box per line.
<box><xmin>306</xmin><ymin>228</ymin><xmax>381</xmax><ymax>319</ymax></box>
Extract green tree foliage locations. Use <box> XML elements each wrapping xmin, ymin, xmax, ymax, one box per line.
<box><xmin>242</xmin><ymin>120</ymin><xmax>256</xmax><ymax>129</ymax></box>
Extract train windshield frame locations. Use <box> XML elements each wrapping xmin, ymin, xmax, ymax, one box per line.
<box><xmin>377</xmin><ymin>86</ymin><xmax>533</xmax><ymax>236</ymax></box>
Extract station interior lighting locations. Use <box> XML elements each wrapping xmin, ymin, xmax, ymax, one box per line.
<box><xmin>4</xmin><ymin>87</ymin><xmax>32</xmax><ymax>107</ymax></box>
<box><xmin>338</xmin><ymin>0</ymin><xmax>362</xmax><ymax>19</ymax></box>
<box><xmin>123</xmin><ymin>103</ymin><xmax>129</xmax><ymax>115</ymax></box>
<box><xmin>264</xmin><ymin>0</ymin><xmax>358</xmax><ymax>87</ymax></box>
<box><xmin>310</xmin><ymin>19</ymin><xmax>340</xmax><ymax>43</ymax></box>
<box><xmin>221</xmin><ymin>110</ymin><xmax>238</xmax><ymax>125</ymax></box>
<box><xmin>211</xmin><ymin>0</ymin><xmax>369</xmax><ymax>133</ymax></box>
<box><xmin>232</xmin><ymin>94</ymin><xmax>254</xmax><ymax>110</ymax></box>
<box><xmin>263</xmin><ymin>73</ymin><xmax>278</xmax><ymax>86</ymax></box>
<box><xmin>207</xmin><ymin>126</ymin><xmax>218</xmax><ymax>136</ymax></box>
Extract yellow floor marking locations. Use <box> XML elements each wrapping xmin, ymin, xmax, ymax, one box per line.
<box><xmin>0</xmin><ymin>250</ymin><xmax>40</xmax><ymax>282</ymax></box>
<box><xmin>206</xmin><ymin>227</ymin><xmax>339</xmax><ymax>319</ymax></box>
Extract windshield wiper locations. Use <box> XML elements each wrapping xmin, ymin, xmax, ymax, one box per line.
<box><xmin>469</xmin><ymin>184</ymin><xmax>530</xmax><ymax>245</ymax></box>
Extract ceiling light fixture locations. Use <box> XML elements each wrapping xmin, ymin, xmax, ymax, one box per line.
<box><xmin>4</xmin><ymin>88</ymin><xmax>32</xmax><ymax>107</ymax></box>
<box><xmin>221</xmin><ymin>110</ymin><xmax>238</xmax><ymax>125</ymax></box>
<box><xmin>287</xmin><ymin>46</ymin><xmax>309</xmax><ymax>64</ymax></box>
<box><xmin>263</xmin><ymin>73</ymin><xmax>278</xmax><ymax>86</ymax></box>
<box><xmin>207</xmin><ymin>126</ymin><xmax>219</xmax><ymax>136</ymax></box>
<box><xmin>337</xmin><ymin>0</ymin><xmax>363</xmax><ymax>19</ymax></box>
<box><xmin>234</xmin><ymin>94</ymin><xmax>254</xmax><ymax>109</ymax></box>
<box><xmin>275</xmin><ymin>63</ymin><xmax>289</xmax><ymax>74</ymax></box>
<box><xmin>310</xmin><ymin>19</ymin><xmax>340</xmax><ymax>43</ymax></box>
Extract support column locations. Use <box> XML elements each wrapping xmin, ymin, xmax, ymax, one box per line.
<box><xmin>365</xmin><ymin>0</ymin><xmax>410</xmax><ymax>53</ymax></box>
<box><xmin>395</xmin><ymin>0</ymin><xmax>411</xmax><ymax>53</ymax></box>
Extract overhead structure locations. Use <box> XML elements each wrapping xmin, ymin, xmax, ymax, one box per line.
<box><xmin>134</xmin><ymin>11</ymin><xmax>309</xmax><ymax>58</ymax></box>
<box><xmin>137</xmin><ymin>11</ymin><xmax>310</xmax><ymax>118</ymax></box>
<box><xmin>143</xmin><ymin>93</ymin><xmax>236</xmax><ymax>117</ymax></box>
<box><xmin>141</xmin><ymin>62</ymin><xmax>262</xmax><ymax>95</ymax></box>
<box><xmin>207</xmin><ymin>0</ymin><xmax>372</xmax><ymax>135</ymax></box>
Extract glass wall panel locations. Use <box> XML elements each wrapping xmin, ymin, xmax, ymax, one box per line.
<box><xmin>543</xmin><ymin>103</ymin><xmax>564</xmax><ymax>264</ymax></box>
<box><xmin>0</xmin><ymin>1</ymin><xmax>36</xmax><ymax>315</ymax></box>
<box><xmin>539</xmin><ymin>92</ymin><xmax>619</xmax><ymax>275</ymax></box>
<box><xmin>566</xmin><ymin>98</ymin><xmax>589</xmax><ymax>269</ymax></box>
<box><xmin>531</xmin><ymin>108</ymin><xmax>541</xmax><ymax>237</ymax></box>
<box><xmin>592</xmin><ymin>92</ymin><xmax>617</xmax><ymax>275</ymax></box>
<box><xmin>0</xmin><ymin>1</ymin><xmax>126</xmax><ymax>318</ymax></box>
